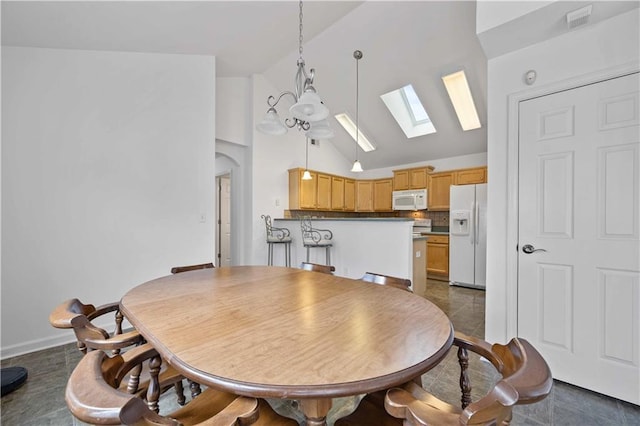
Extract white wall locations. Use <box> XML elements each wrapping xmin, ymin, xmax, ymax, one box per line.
<box><xmin>1</xmin><ymin>47</ymin><xmax>216</xmax><ymax>358</ymax></box>
<box><xmin>483</xmin><ymin>9</ymin><xmax>639</xmax><ymax>343</ymax></box>
<box><xmin>476</xmin><ymin>0</ymin><xmax>552</xmax><ymax>34</ymax></box>
<box><xmin>359</xmin><ymin>152</ymin><xmax>487</xmax><ymax>180</ymax></box>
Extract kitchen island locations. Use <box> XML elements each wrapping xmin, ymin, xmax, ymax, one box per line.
<box><xmin>274</xmin><ymin>217</ymin><xmax>416</xmax><ymax>284</ymax></box>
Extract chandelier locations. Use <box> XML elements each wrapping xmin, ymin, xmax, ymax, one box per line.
<box><xmin>255</xmin><ymin>0</ymin><xmax>334</xmax><ymax>140</ymax></box>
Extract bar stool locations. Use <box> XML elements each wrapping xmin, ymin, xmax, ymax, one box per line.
<box><xmin>300</xmin><ymin>216</ymin><xmax>333</xmax><ymax>265</ymax></box>
<box><xmin>261</xmin><ymin>215</ymin><xmax>292</xmax><ymax>267</ymax></box>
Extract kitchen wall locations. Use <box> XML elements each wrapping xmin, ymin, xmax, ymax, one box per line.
<box><xmin>1</xmin><ymin>47</ymin><xmax>216</xmax><ymax>358</ymax></box>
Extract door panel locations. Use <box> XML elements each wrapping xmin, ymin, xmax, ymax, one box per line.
<box><xmin>518</xmin><ymin>72</ymin><xmax>640</xmax><ymax>404</ymax></box>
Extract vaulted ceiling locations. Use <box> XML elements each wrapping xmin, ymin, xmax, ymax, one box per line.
<box><xmin>2</xmin><ymin>1</ymin><xmax>488</xmax><ymax>170</ymax></box>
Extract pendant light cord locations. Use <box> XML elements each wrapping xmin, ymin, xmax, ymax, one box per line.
<box><xmin>298</xmin><ymin>0</ymin><xmax>304</xmax><ymax>60</ymax></box>
<box><xmin>355</xmin><ymin>54</ymin><xmax>359</xmax><ymax>161</ymax></box>
<box><xmin>354</xmin><ymin>50</ymin><xmax>363</xmax><ymax>163</ymax></box>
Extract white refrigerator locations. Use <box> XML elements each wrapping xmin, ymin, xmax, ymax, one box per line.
<box><xmin>449</xmin><ymin>184</ymin><xmax>487</xmax><ymax>289</ymax></box>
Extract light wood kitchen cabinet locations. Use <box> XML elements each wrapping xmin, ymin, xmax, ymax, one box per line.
<box><xmin>427</xmin><ymin>235</ymin><xmax>449</xmax><ymax>281</ymax></box>
<box><xmin>331</xmin><ymin>176</ymin><xmax>345</xmax><ymax>210</ymax></box>
<box><xmin>356</xmin><ymin>180</ymin><xmax>373</xmax><ymax>212</ymax></box>
<box><xmin>344</xmin><ymin>179</ymin><xmax>356</xmax><ymax>211</ymax></box>
<box><xmin>289</xmin><ymin>168</ymin><xmax>318</xmax><ymax>209</ymax></box>
<box><xmin>455</xmin><ymin>166</ymin><xmax>487</xmax><ymax>185</ymax></box>
<box><xmin>428</xmin><ymin>172</ymin><xmax>454</xmax><ymax>211</ymax></box>
<box><xmin>393</xmin><ymin>170</ymin><xmax>409</xmax><ymax>190</ymax></box>
<box><xmin>373</xmin><ymin>178</ymin><xmax>393</xmax><ymax>211</ymax></box>
<box><xmin>393</xmin><ymin>166</ymin><xmax>434</xmax><ymax>190</ymax></box>
<box><xmin>316</xmin><ymin>173</ymin><xmax>332</xmax><ymax>210</ymax></box>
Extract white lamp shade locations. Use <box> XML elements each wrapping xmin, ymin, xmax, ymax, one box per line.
<box><xmin>351</xmin><ymin>160</ymin><xmax>363</xmax><ymax>173</ymax></box>
<box><xmin>305</xmin><ymin>119</ymin><xmax>335</xmax><ymax>139</ymax></box>
<box><xmin>256</xmin><ymin>109</ymin><xmax>287</xmax><ymax>135</ymax></box>
<box><xmin>302</xmin><ymin>170</ymin><xmax>313</xmax><ymax>180</ymax></box>
<box><xmin>290</xmin><ymin>90</ymin><xmax>330</xmax><ymax>122</ymax></box>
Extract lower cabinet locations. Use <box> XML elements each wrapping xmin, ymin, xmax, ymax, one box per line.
<box><xmin>426</xmin><ymin>235</ymin><xmax>449</xmax><ymax>281</ymax></box>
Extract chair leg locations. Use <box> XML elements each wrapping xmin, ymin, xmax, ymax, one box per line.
<box><xmin>147</xmin><ymin>355</ymin><xmax>161</xmax><ymax>413</ymax></box>
<box><xmin>326</xmin><ymin>247</ymin><xmax>331</xmax><ymax>266</ymax></box>
<box><xmin>267</xmin><ymin>243</ymin><xmax>273</xmax><ymax>266</ymax></box>
<box><xmin>306</xmin><ymin>247</ymin><xmax>310</xmax><ymax>262</ymax></box>
<box><xmin>188</xmin><ymin>380</ymin><xmax>202</xmax><ymax>398</ymax></box>
<box><xmin>174</xmin><ymin>380</ymin><xmax>186</xmax><ymax>406</ymax></box>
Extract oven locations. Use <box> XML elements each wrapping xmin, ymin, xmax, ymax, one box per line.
<box><xmin>413</xmin><ymin>218</ymin><xmax>432</xmax><ymax>236</ymax></box>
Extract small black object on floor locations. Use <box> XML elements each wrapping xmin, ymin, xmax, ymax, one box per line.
<box><xmin>1</xmin><ymin>367</ymin><xmax>28</xmax><ymax>396</ymax></box>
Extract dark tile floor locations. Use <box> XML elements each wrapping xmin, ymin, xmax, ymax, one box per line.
<box><xmin>1</xmin><ymin>280</ymin><xmax>638</xmax><ymax>425</ymax></box>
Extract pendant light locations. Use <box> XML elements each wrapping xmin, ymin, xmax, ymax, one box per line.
<box><xmin>302</xmin><ymin>137</ymin><xmax>312</xmax><ymax>180</ymax></box>
<box><xmin>351</xmin><ymin>50</ymin><xmax>364</xmax><ymax>173</ymax></box>
<box><xmin>256</xmin><ymin>0</ymin><xmax>333</xmax><ymax>140</ymax></box>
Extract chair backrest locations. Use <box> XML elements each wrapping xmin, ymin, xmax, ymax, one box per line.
<box><xmin>385</xmin><ymin>333</ymin><xmax>553</xmax><ymax>426</ymax></box>
<box><xmin>300</xmin><ymin>262</ymin><xmax>336</xmax><ymax>274</ymax></box>
<box><xmin>261</xmin><ymin>214</ymin><xmax>291</xmax><ymax>242</ymax></box>
<box><xmin>65</xmin><ymin>344</ymin><xmax>260</xmax><ymax>426</ymax></box>
<box><xmin>360</xmin><ymin>272</ymin><xmax>412</xmax><ymax>291</ymax></box>
<box><xmin>170</xmin><ymin>263</ymin><xmax>214</xmax><ymax>274</ymax></box>
<box><xmin>49</xmin><ymin>298</ymin><xmax>141</xmax><ymax>354</ymax></box>
<box><xmin>300</xmin><ymin>216</ymin><xmax>333</xmax><ymax>245</ymax></box>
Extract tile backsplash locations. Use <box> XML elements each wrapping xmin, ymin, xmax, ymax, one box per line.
<box><xmin>285</xmin><ymin>209</ymin><xmax>449</xmax><ymax>228</ymax></box>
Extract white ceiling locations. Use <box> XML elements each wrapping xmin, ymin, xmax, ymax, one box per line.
<box><xmin>2</xmin><ymin>1</ymin><xmax>489</xmax><ymax>170</ymax></box>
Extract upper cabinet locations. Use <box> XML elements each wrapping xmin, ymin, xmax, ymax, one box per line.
<box><xmin>455</xmin><ymin>166</ymin><xmax>487</xmax><ymax>185</ymax></box>
<box><xmin>289</xmin><ymin>168</ymin><xmax>317</xmax><ymax>209</ymax></box>
<box><xmin>289</xmin><ymin>168</ymin><xmax>360</xmax><ymax>212</ymax></box>
<box><xmin>373</xmin><ymin>178</ymin><xmax>393</xmax><ymax>211</ymax></box>
<box><xmin>355</xmin><ymin>180</ymin><xmax>374</xmax><ymax>212</ymax></box>
<box><xmin>427</xmin><ymin>166</ymin><xmax>487</xmax><ymax>211</ymax></box>
<box><xmin>289</xmin><ymin>165</ymin><xmax>486</xmax><ymax>213</ymax></box>
<box><xmin>393</xmin><ymin>166</ymin><xmax>434</xmax><ymax>190</ymax></box>
<box><xmin>427</xmin><ymin>172</ymin><xmax>455</xmax><ymax>211</ymax></box>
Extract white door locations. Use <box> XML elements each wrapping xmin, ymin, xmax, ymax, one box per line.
<box><xmin>517</xmin><ymin>72</ymin><xmax>640</xmax><ymax>404</ymax></box>
<box><xmin>217</xmin><ymin>175</ymin><xmax>232</xmax><ymax>267</ymax></box>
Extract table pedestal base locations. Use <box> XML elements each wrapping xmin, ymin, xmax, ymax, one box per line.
<box><xmin>299</xmin><ymin>398</ymin><xmax>332</xmax><ymax>426</ymax></box>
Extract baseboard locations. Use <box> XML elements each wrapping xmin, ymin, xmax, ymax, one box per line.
<box><xmin>1</xmin><ymin>333</ymin><xmax>76</xmax><ymax>360</ymax></box>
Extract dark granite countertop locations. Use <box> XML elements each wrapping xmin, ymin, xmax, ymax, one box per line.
<box><xmin>275</xmin><ymin>217</ymin><xmax>413</xmax><ymax>222</ymax></box>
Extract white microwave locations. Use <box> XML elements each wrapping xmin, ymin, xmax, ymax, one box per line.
<box><xmin>392</xmin><ymin>189</ymin><xmax>428</xmax><ymax>211</ymax></box>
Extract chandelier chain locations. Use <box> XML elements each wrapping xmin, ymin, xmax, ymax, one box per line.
<box><xmin>298</xmin><ymin>0</ymin><xmax>304</xmax><ymax>58</ymax></box>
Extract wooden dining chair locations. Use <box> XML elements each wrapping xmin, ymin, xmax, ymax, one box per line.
<box><xmin>300</xmin><ymin>262</ymin><xmax>336</xmax><ymax>274</ymax></box>
<box><xmin>360</xmin><ymin>272</ymin><xmax>412</xmax><ymax>291</ymax></box>
<box><xmin>49</xmin><ymin>298</ymin><xmax>141</xmax><ymax>356</ymax></box>
<box><xmin>170</xmin><ymin>262</ymin><xmax>215</xmax><ymax>274</ymax></box>
<box><xmin>336</xmin><ymin>332</ymin><xmax>552</xmax><ymax>426</ymax></box>
<box><xmin>65</xmin><ymin>343</ymin><xmax>298</xmax><ymax>425</ymax></box>
<box><xmin>49</xmin><ymin>298</ymin><xmax>188</xmax><ymax>410</ymax></box>
<box><xmin>384</xmin><ymin>333</ymin><xmax>553</xmax><ymax>425</ymax></box>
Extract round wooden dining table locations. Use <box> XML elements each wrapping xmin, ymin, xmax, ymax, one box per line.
<box><xmin>120</xmin><ymin>266</ymin><xmax>453</xmax><ymax>425</ymax></box>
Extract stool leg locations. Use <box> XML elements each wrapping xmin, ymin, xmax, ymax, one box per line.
<box><xmin>306</xmin><ymin>246</ymin><xmax>310</xmax><ymax>262</ymax></box>
<box><xmin>326</xmin><ymin>247</ymin><xmax>331</xmax><ymax>266</ymax></box>
<box><xmin>286</xmin><ymin>243</ymin><xmax>291</xmax><ymax>267</ymax></box>
<box><xmin>267</xmin><ymin>243</ymin><xmax>273</xmax><ymax>266</ymax></box>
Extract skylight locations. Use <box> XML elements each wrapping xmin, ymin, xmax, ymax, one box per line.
<box><xmin>381</xmin><ymin>84</ymin><xmax>436</xmax><ymax>138</ymax></box>
<box><xmin>334</xmin><ymin>112</ymin><xmax>376</xmax><ymax>152</ymax></box>
<box><xmin>401</xmin><ymin>85</ymin><xmax>430</xmax><ymax>125</ymax></box>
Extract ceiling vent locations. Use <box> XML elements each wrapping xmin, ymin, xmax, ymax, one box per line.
<box><xmin>566</xmin><ymin>5</ymin><xmax>593</xmax><ymax>30</ymax></box>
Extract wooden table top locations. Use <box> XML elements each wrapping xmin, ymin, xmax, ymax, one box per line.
<box><xmin>120</xmin><ymin>266</ymin><xmax>453</xmax><ymax>399</ymax></box>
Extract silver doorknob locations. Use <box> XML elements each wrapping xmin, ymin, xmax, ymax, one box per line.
<box><xmin>522</xmin><ymin>244</ymin><xmax>547</xmax><ymax>254</ymax></box>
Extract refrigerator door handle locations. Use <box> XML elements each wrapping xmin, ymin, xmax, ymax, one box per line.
<box><xmin>469</xmin><ymin>202</ymin><xmax>475</xmax><ymax>245</ymax></box>
<box><xmin>475</xmin><ymin>201</ymin><xmax>480</xmax><ymax>245</ymax></box>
